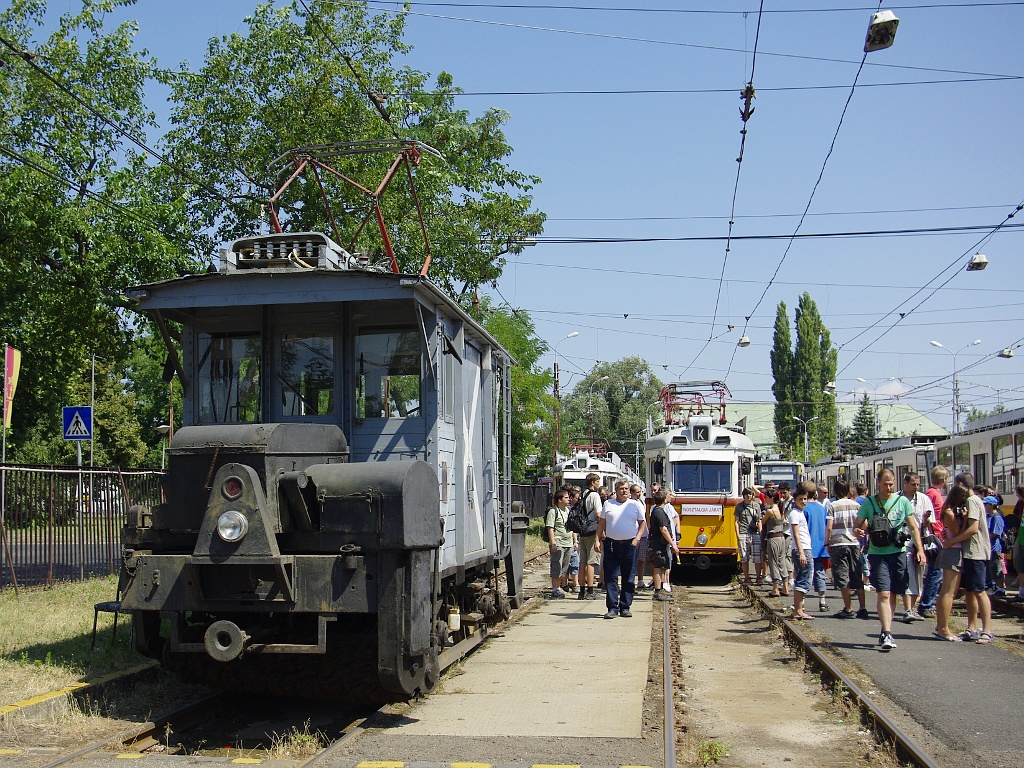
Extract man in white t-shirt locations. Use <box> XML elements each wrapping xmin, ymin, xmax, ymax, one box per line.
<box><xmin>597</xmin><ymin>480</ymin><xmax>647</xmax><ymax>619</ymax></box>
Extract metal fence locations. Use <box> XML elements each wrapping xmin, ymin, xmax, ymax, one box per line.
<box><xmin>0</xmin><ymin>465</ymin><xmax>163</xmax><ymax>590</ymax></box>
<box><xmin>509</xmin><ymin>482</ymin><xmax>551</xmax><ymax>518</ymax></box>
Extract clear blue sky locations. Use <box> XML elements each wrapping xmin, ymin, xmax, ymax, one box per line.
<box><xmin>44</xmin><ymin>1</ymin><xmax>1024</xmax><ymax>431</ymax></box>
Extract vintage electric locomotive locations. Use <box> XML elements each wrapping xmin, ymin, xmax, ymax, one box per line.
<box><xmin>119</xmin><ymin>232</ymin><xmax>525</xmax><ymax>702</ymax></box>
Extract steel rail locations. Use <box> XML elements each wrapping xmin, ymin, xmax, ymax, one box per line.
<box><xmin>662</xmin><ymin>600</ymin><xmax>675</xmax><ymax>768</ymax></box>
<box><xmin>35</xmin><ymin>693</ymin><xmax>227</xmax><ymax>768</ymax></box>
<box><xmin>740</xmin><ymin>583</ymin><xmax>941</xmax><ymax>768</ymax></box>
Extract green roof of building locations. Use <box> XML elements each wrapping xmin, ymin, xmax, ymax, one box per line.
<box><xmin>723</xmin><ymin>401</ymin><xmax>948</xmax><ymax>452</ymax></box>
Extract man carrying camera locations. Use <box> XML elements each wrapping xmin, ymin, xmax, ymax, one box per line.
<box><xmin>855</xmin><ymin>468</ymin><xmax>926</xmax><ymax>651</ymax></box>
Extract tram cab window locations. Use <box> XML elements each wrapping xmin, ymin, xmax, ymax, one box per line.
<box><xmin>671</xmin><ymin>461</ymin><xmax>733</xmax><ymax>494</ymax></box>
<box><xmin>355</xmin><ymin>328</ymin><xmax>421</xmax><ymax>419</ymax></box>
<box><xmin>280</xmin><ymin>333</ymin><xmax>334</xmax><ymax>417</ymax></box>
<box><xmin>197</xmin><ymin>331</ymin><xmax>261</xmax><ymax>423</ymax></box>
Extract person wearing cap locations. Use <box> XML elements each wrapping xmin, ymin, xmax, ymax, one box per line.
<box><xmin>984</xmin><ymin>494</ymin><xmax>1006</xmax><ymax>597</ymax></box>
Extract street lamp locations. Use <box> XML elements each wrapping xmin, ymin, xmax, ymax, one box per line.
<box><xmin>552</xmin><ymin>331</ymin><xmax>579</xmax><ymax>467</ymax></box>
<box><xmin>929</xmin><ymin>339</ymin><xmax>981</xmax><ymax>433</ymax></box>
<box><xmin>588</xmin><ymin>375</ymin><xmax>610</xmax><ymax>442</ymax></box>
<box><xmin>855</xmin><ymin>376</ymin><xmax>895</xmax><ymax>435</ymax></box>
<box><xmin>156</xmin><ymin>424</ymin><xmax>172</xmax><ymax>470</ymax></box>
<box><xmin>792</xmin><ymin>415</ymin><xmax>819</xmax><ymax>465</ymax></box>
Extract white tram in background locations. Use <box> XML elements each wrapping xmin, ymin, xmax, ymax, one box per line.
<box><xmin>643</xmin><ymin>382</ymin><xmax>755</xmax><ymax>570</ymax></box>
<box><xmin>753</xmin><ymin>459</ymin><xmax>805</xmax><ymax>488</ymax></box>
<box><xmin>808</xmin><ymin>406</ymin><xmax>1024</xmax><ymax>501</ymax></box>
<box><xmin>809</xmin><ymin>438</ymin><xmax>937</xmax><ymax>498</ymax></box>
<box><xmin>552</xmin><ymin>439</ymin><xmax>645</xmax><ymax>496</ymax></box>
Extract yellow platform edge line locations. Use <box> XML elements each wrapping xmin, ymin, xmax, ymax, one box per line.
<box><xmin>0</xmin><ymin>749</ymin><xmax>26</xmax><ymax>755</ymax></box>
<box><xmin>231</xmin><ymin>758</ymin><xmax>263</xmax><ymax>764</ymax></box>
<box><xmin>0</xmin><ymin>660</ymin><xmax>160</xmax><ymax>716</ymax></box>
<box><xmin>114</xmin><ymin>754</ymin><xmax>146</xmax><ymax>759</ymax></box>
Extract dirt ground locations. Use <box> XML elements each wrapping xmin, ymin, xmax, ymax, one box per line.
<box><xmin>673</xmin><ymin>583</ymin><xmax>889</xmax><ymax>768</ymax></box>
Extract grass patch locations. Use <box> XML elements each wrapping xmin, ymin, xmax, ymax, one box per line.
<box><xmin>697</xmin><ymin>739</ymin><xmax>730</xmax><ymax>765</ymax></box>
<box><xmin>268</xmin><ymin>720</ymin><xmax>327</xmax><ymax>759</ymax></box>
<box><xmin>0</xmin><ymin>575</ymin><xmax>140</xmax><ymax>707</ymax></box>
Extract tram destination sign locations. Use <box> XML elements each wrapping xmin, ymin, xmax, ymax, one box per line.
<box><xmin>677</xmin><ymin>503</ymin><xmax>723</xmax><ymax>516</ymax></box>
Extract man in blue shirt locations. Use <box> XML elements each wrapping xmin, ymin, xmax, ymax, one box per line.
<box><xmin>800</xmin><ymin>481</ymin><xmax>831</xmax><ymax>612</ymax></box>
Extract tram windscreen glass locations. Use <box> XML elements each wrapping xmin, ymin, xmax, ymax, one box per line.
<box><xmin>355</xmin><ymin>328</ymin><xmax>421</xmax><ymax>419</ymax></box>
<box><xmin>197</xmin><ymin>332</ymin><xmax>261</xmax><ymax>423</ymax></box>
<box><xmin>280</xmin><ymin>334</ymin><xmax>334</xmax><ymax>417</ymax></box>
<box><xmin>671</xmin><ymin>461</ymin><xmax>733</xmax><ymax>494</ymax></box>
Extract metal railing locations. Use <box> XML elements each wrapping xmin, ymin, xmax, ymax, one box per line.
<box><xmin>0</xmin><ymin>465</ymin><xmax>163</xmax><ymax>589</ymax></box>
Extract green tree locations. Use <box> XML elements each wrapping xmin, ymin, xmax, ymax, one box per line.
<box><xmin>160</xmin><ymin>0</ymin><xmax>544</xmax><ymax>295</ymax></box>
<box><xmin>792</xmin><ymin>292</ymin><xmax>837</xmax><ymax>461</ymax></box>
<box><xmin>849</xmin><ymin>394</ymin><xmax>877</xmax><ymax>452</ymax></box>
<box><xmin>772</xmin><ymin>294</ymin><xmax>838</xmax><ymax>462</ymax></box>
<box><xmin>0</xmin><ymin>0</ymin><xmax>199</xmax><ymax>461</ymax></box>
<box><xmin>771</xmin><ymin>302</ymin><xmax>795</xmax><ymax>455</ymax></box>
<box><xmin>468</xmin><ymin>298</ymin><xmax>549</xmax><ymax>483</ymax></box>
<box><xmin>561</xmin><ymin>358</ymin><xmax>662</xmax><ymax>464</ymax></box>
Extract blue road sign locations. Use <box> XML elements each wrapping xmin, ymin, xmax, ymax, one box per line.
<box><xmin>62</xmin><ymin>406</ymin><xmax>93</xmax><ymax>440</ymax></box>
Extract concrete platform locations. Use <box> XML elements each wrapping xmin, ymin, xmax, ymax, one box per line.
<box><xmin>392</xmin><ymin>588</ymin><xmax>653</xmax><ymax>739</ymax></box>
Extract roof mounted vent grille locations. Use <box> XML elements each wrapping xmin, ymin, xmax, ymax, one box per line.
<box><xmin>222</xmin><ymin>232</ymin><xmax>355</xmax><ymax>272</ymax></box>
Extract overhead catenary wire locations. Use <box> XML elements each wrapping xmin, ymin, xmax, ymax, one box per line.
<box><xmin>678</xmin><ymin>1</ymin><xmax>764</xmax><ymax>377</ymax></box>
<box><xmin>298</xmin><ymin>0</ymin><xmax>403</xmax><ymax>140</ymax></box>
<box><xmin>0</xmin><ymin>33</ymin><xmax>241</xmax><ymax>207</ymax></box>
<box><xmin>0</xmin><ymin>143</ymin><xmax>199</xmax><ymax>259</ymax></box>
<box><xmin>363</xmin><ymin>1</ymin><xmax>1021</xmax><ymax>80</ymax></box>
<box><xmin>835</xmin><ymin>197</ymin><xmax>1024</xmax><ymax>375</ymax></box>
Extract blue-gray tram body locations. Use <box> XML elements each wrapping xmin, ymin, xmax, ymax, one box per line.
<box><xmin>119</xmin><ymin>232</ymin><xmax>523</xmax><ymax>702</ymax></box>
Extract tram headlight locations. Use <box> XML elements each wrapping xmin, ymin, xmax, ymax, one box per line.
<box><xmin>216</xmin><ymin>510</ymin><xmax>249</xmax><ymax>542</ymax></box>
<box><xmin>696</xmin><ymin>527</ymin><xmax>708</xmax><ymax>546</ymax></box>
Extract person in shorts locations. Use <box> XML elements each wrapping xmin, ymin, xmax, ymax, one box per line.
<box><xmin>935</xmin><ymin>483</ymin><xmax>967</xmax><ymax>640</ymax></box>
<box><xmin>942</xmin><ymin>474</ymin><xmax>994</xmax><ymax>642</ymax></box>
<box><xmin>575</xmin><ymin>474</ymin><xmax>603</xmax><ymax>600</ymax></box>
<box><xmin>855</xmin><ymin>468</ymin><xmax>925</xmax><ymax>651</ymax></box>
<box><xmin>787</xmin><ymin>486</ymin><xmax>815</xmax><ymax>620</ymax></box>
<box><xmin>826</xmin><ymin>478</ymin><xmax>869</xmax><ymax>619</ymax></box>
<box><xmin>545</xmin><ymin>490</ymin><xmax>574</xmax><ymax>597</ymax></box>
<box><xmin>649</xmin><ymin>489</ymin><xmax>678</xmax><ymax>601</ymax></box>
<box><xmin>734</xmin><ymin>487</ymin><xmax>763</xmax><ymax>584</ymax></box>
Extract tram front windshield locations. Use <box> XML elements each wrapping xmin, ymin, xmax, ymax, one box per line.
<box><xmin>671</xmin><ymin>461</ymin><xmax>733</xmax><ymax>494</ymax></box>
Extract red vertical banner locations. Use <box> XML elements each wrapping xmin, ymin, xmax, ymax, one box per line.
<box><xmin>3</xmin><ymin>346</ymin><xmax>21</xmax><ymax>429</ymax></box>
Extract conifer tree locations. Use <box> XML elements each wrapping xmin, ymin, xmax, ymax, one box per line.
<box><xmin>771</xmin><ymin>303</ymin><xmax>795</xmax><ymax>454</ymax></box>
<box><xmin>849</xmin><ymin>395</ymin><xmax>878</xmax><ymax>452</ymax></box>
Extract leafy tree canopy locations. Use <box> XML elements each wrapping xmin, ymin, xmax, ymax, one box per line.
<box><xmin>468</xmin><ymin>298</ymin><xmax>550</xmax><ymax>483</ymax></box>
<box><xmin>161</xmin><ymin>0</ymin><xmax>545</xmax><ymax>295</ymax></box>
<box><xmin>560</xmin><ymin>358</ymin><xmax>662</xmax><ymax>464</ymax></box>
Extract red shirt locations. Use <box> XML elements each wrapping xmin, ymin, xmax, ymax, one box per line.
<box><xmin>925</xmin><ymin>486</ymin><xmax>945</xmax><ymax>538</ymax></box>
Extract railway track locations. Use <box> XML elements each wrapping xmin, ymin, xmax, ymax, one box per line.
<box><xmin>739</xmin><ymin>581</ymin><xmax>941</xmax><ymax>768</ymax></box>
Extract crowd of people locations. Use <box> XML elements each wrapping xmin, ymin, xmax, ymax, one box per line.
<box><xmin>544</xmin><ymin>474</ymin><xmax>676</xmax><ymax>617</ymax></box>
<box><xmin>735</xmin><ymin>469</ymin><xmax>1023</xmax><ymax>649</ymax></box>
<box><xmin>542</xmin><ymin>466</ymin><xmax>1023</xmax><ymax>649</ymax></box>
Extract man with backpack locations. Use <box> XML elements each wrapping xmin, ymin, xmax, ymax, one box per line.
<box><xmin>855</xmin><ymin>468</ymin><xmax>926</xmax><ymax>651</ymax></box>
<box><xmin>572</xmin><ymin>473</ymin><xmax>603</xmax><ymax>600</ymax></box>
<box><xmin>546</xmin><ymin>490</ymin><xmax>575</xmax><ymax>598</ymax></box>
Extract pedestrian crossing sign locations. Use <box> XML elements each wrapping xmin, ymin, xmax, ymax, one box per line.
<box><xmin>62</xmin><ymin>406</ymin><xmax>93</xmax><ymax>440</ymax></box>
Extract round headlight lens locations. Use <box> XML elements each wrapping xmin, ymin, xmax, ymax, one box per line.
<box><xmin>217</xmin><ymin>510</ymin><xmax>249</xmax><ymax>542</ymax></box>
<box><xmin>696</xmin><ymin>533</ymin><xmax>709</xmax><ymax>546</ymax></box>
